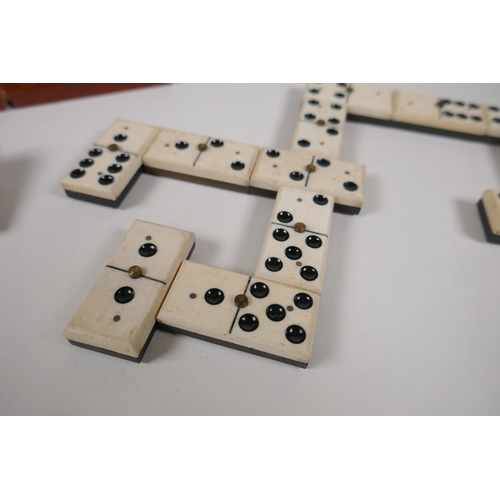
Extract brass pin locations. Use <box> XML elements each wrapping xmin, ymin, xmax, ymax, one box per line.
<box><xmin>234</xmin><ymin>294</ymin><xmax>249</xmax><ymax>308</ymax></box>
<box><xmin>347</xmin><ymin>85</ymin><xmax>354</xmax><ymax>93</ymax></box>
<box><xmin>316</xmin><ymin>119</ymin><xmax>325</xmax><ymax>126</ymax></box>
<box><xmin>306</xmin><ymin>164</ymin><xmax>316</xmax><ymax>173</ymax></box>
<box><xmin>128</xmin><ymin>265</ymin><xmax>142</xmax><ymax>279</ymax></box>
<box><xmin>294</xmin><ymin>222</ymin><xmax>306</xmax><ymax>233</ymax></box>
<box><xmin>109</xmin><ymin>144</ymin><xmax>119</xmax><ymax>151</ymax></box>
<box><xmin>198</xmin><ymin>143</ymin><xmax>208</xmax><ymax>152</ymax></box>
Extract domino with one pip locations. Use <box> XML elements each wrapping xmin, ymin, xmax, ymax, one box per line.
<box><xmin>63</xmin><ymin>219</ymin><xmax>195</xmax><ymax>362</ymax></box>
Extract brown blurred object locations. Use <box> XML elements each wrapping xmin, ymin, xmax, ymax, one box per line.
<box><xmin>0</xmin><ymin>88</ymin><xmax>8</xmax><ymax>110</ymax></box>
<box><xmin>0</xmin><ymin>83</ymin><xmax>165</xmax><ymax>109</ymax></box>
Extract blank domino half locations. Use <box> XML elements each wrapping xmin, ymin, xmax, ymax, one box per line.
<box><xmin>346</xmin><ymin>83</ymin><xmax>393</xmax><ymax>120</ymax></box>
<box><xmin>63</xmin><ymin>220</ymin><xmax>195</xmax><ymax>362</ymax></box>
<box><xmin>254</xmin><ymin>186</ymin><xmax>333</xmax><ymax>294</ymax></box>
<box><xmin>61</xmin><ymin>119</ymin><xmax>160</xmax><ymax>207</ymax></box>
<box><xmin>477</xmin><ymin>190</ymin><xmax>500</xmax><ymax>245</ymax></box>
<box><xmin>156</xmin><ymin>260</ymin><xmax>320</xmax><ymax>368</ymax></box>
<box><xmin>249</xmin><ymin>147</ymin><xmax>365</xmax><ymax>215</ymax></box>
<box><xmin>143</xmin><ymin>128</ymin><xmax>260</xmax><ymax>192</ymax></box>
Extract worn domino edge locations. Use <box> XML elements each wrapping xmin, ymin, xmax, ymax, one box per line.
<box><xmin>64</xmin><ymin>165</ymin><xmax>144</xmax><ymax>208</ymax></box>
<box><xmin>477</xmin><ymin>199</ymin><xmax>500</xmax><ymax>245</ymax></box>
<box><xmin>156</xmin><ymin>323</ymin><xmax>308</xmax><ymax>368</ymax></box>
<box><xmin>248</xmin><ymin>186</ymin><xmax>360</xmax><ymax>215</ymax></box>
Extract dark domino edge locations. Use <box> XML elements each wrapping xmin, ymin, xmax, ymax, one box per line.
<box><xmin>64</xmin><ymin>165</ymin><xmax>144</xmax><ymax>208</ymax></box>
<box><xmin>157</xmin><ymin>323</ymin><xmax>308</xmax><ymax>368</ymax></box>
<box><xmin>248</xmin><ymin>186</ymin><xmax>361</xmax><ymax>215</ymax></box>
<box><xmin>347</xmin><ymin>114</ymin><xmax>500</xmax><ymax>145</ymax></box>
<box><xmin>144</xmin><ymin>166</ymin><xmax>249</xmax><ymax>194</ymax></box>
<box><xmin>68</xmin><ymin>325</ymin><xmax>156</xmax><ymax>363</ymax></box>
<box><xmin>477</xmin><ymin>199</ymin><xmax>500</xmax><ymax>245</ymax></box>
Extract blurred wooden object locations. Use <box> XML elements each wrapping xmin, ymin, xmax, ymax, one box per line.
<box><xmin>0</xmin><ymin>83</ymin><xmax>164</xmax><ymax>109</ymax></box>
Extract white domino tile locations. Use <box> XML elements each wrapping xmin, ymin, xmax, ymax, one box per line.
<box><xmin>291</xmin><ymin>121</ymin><xmax>344</xmax><ymax>158</ymax></box>
<box><xmin>95</xmin><ymin>119</ymin><xmax>160</xmax><ymax>158</ymax></box>
<box><xmin>143</xmin><ymin>128</ymin><xmax>260</xmax><ymax>187</ymax></box>
<box><xmin>392</xmin><ymin>91</ymin><xmax>487</xmax><ymax>135</ymax></box>
<box><xmin>61</xmin><ymin>146</ymin><xmax>142</xmax><ymax>201</ymax></box>
<box><xmin>250</xmin><ymin>147</ymin><xmax>364</xmax><ymax>211</ymax></box>
<box><xmin>63</xmin><ymin>220</ymin><xmax>195</xmax><ymax>360</ymax></box>
<box><xmin>347</xmin><ymin>83</ymin><xmax>393</xmax><ymax>120</ymax></box>
<box><xmin>481</xmin><ymin>190</ymin><xmax>500</xmax><ymax>236</ymax></box>
<box><xmin>305</xmin><ymin>83</ymin><xmax>350</xmax><ymax>104</ymax></box>
<box><xmin>254</xmin><ymin>186</ymin><xmax>333</xmax><ymax>294</ymax></box>
<box><xmin>298</xmin><ymin>97</ymin><xmax>347</xmax><ymax>130</ymax></box>
<box><xmin>157</xmin><ymin>260</ymin><xmax>320</xmax><ymax>367</ymax></box>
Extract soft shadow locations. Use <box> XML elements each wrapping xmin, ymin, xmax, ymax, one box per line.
<box><xmin>362</xmin><ymin>174</ymin><xmax>381</xmax><ymax>215</ymax></box>
<box><xmin>118</xmin><ymin>169</ymin><xmax>154</xmax><ymax>210</ymax></box>
<box><xmin>272</xmin><ymin>87</ymin><xmax>304</xmax><ymax>150</ymax></box>
<box><xmin>142</xmin><ymin>326</ymin><xmax>180</xmax><ymax>363</ymax></box>
<box><xmin>310</xmin><ymin>217</ymin><xmax>351</xmax><ymax>367</ymax></box>
<box><xmin>0</xmin><ymin>156</ymin><xmax>33</xmax><ymax>230</ymax></box>
<box><xmin>489</xmin><ymin>145</ymin><xmax>500</xmax><ymax>185</ymax></box>
<box><xmin>454</xmin><ymin>198</ymin><xmax>486</xmax><ymax>243</ymax></box>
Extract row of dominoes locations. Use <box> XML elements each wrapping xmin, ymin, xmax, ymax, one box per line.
<box><xmin>61</xmin><ymin>118</ymin><xmax>366</xmax><ymax>214</ymax></box>
<box><xmin>294</xmin><ymin>83</ymin><xmax>500</xmax><ymax>144</ymax></box>
<box><xmin>64</xmin><ymin>184</ymin><xmax>334</xmax><ymax>367</ymax></box>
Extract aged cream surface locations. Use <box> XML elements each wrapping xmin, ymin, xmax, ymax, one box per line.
<box><xmin>143</xmin><ymin>128</ymin><xmax>260</xmax><ymax>186</ymax></box>
<box><xmin>95</xmin><ymin>119</ymin><xmax>160</xmax><ymax>158</ymax></box>
<box><xmin>297</xmin><ymin>97</ymin><xmax>347</xmax><ymax>130</ymax></box>
<box><xmin>107</xmin><ymin>220</ymin><xmax>195</xmax><ymax>284</ymax></box>
<box><xmin>484</xmin><ymin>106</ymin><xmax>500</xmax><ymax>138</ymax></box>
<box><xmin>291</xmin><ymin>121</ymin><xmax>344</xmax><ymax>158</ymax></box>
<box><xmin>347</xmin><ymin>83</ymin><xmax>394</xmax><ymax>120</ymax></box>
<box><xmin>250</xmin><ymin>147</ymin><xmax>364</xmax><ymax>209</ymax></box>
<box><xmin>482</xmin><ymin>190</ymin><xmax>500</xmax><ymax>235</ymax></box>
<box><xmin>63</xmin><ymin>220</ymin><xmax>195</xmax><ymax>358</ymax></box>
<box><xmin>60</xmin><ymin>146</ymin><xmax>142</xmax><ymax>200</ymax></box>
<box><xmin>392</xmin><ymin>91</ymin><xmax>487</xmax><ymax>135</ymax></box>
<box><xmin>305</xmin><ymin>83</ymin><xmax>350</xmax><ymax>105</ymax></box>
<box><xmin>157</xmin><ymin>261</ymin><xmax>320</xmax><ymax>365</ymax></box>
<box><xmin>254</xmin><ymin>186</ymin><xmax>333</xmax><ymax>294</ymax></box>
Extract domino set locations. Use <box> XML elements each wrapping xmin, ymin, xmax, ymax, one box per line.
<box><xmin>62</xmin><ymin>83</ymin><xmax>500</xmax><ymax>370</ymax></box>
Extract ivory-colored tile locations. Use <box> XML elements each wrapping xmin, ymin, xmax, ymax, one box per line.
<box><xmin>291</xmin><ymin>121</ymin><xmax>344</xmax><ymax>158</ymax></box>
<box><xmin>347</xmin><ymin>83</ymin><xmax>393</xmax><ymax>120</ymax></box>
<box><xmin>298</xmin><ymin>96</ymin><xmax>347</xmax><ymax>129</ymax></box>
<box><xmin>254</xmin><ymin>186</ymin><xmax>333</xmax><ymax>294</ymax></box>
<box><xmin>63</xmin><ymin>220</ymin><xmax>195</xmax><ymax>360</ymax></box>
<box><xmin>95</xmin><ymin>119</ymin><xmax>160</xmax><ymax>158</ymax></box>
<box><xmin>64</xmin><ymin>267</ymin><xmax>166</xmax><ymax>359</ymax></box>
<box><xmin>142</xmin><ymin>128</ymin><xmax>260</xmax><ymax>187</ymax></box>
<box><xmin>392</xmin><ymin>91</ymin><xmax>487</xmax><ymax>135</ymax></box>
<box><xmin>484</xmin><ymin>105</ymin><xmax>500</xmax><ymax>138</ymax></box>
<box><xmin>250</xmin><ymin>147</ymin><xmax>365</xmax><ymax>210</ymax></box>
<box><xmin>305</xmin><ymin>83</ymin><xmax>350</xmax><ymax>104</ymax></box>
<box><xmin>61</xmin><ymin>146</ymin><xmax>142</xmax><ymax>201</ymax></box>
<box><xmin>482</xmin><ymin>190</ymin><xmax>500</xmax><ymax>236</ymax></box>
<box><xmin>157</xmin><ymin>261</ymin><xmax>320</xmax><ymax>367</ymax></box>
<box><xmin>107</xmin><ymin>220</ymin><xmax>195</xmax><ymax>283</ymax></box>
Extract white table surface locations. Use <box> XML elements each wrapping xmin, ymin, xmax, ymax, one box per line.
<box><xmin>1</xmin><ymin>83</ymin><xmax>499</xmax><ymax>416</ymax></box>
